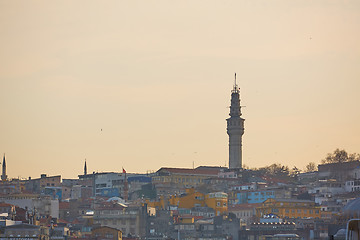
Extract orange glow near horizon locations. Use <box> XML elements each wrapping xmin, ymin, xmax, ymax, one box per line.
<box><xmin>0</xmin><ymin>1</ymin><xmax>359</xmax><ymax>179</ymax></box>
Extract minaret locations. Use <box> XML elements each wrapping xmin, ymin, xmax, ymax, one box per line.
<box><xmin>226</xmin><ymin>73</ymin><xmax>245</xmax><ymax>169</ymax></box>
<box><xmin>2</xmin><ymin>154</ymin><xmax>7</xmax><ymax>181</ymax></box>
<box><xmin>84</xmin><ymin>159</ymin><xmax>87</xmax><ymax>176</ymax></box>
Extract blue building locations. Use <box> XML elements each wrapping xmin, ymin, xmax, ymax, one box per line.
<box><xmin>237</xmin><ymin>190</ymin><xmax>275</xmax><ymax>204</ymax></box>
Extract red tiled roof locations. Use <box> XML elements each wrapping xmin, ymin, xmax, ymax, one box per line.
<box><xmin>72</xmin><ymin>219</ymin><xmax>81</xmax><ymax>224</ymax></box>
<box><xmin>158</xmin><ymin>167</ymin><xmax>221</xmax><ymax>176</ymax></box>
<box><xmin>57</xmin><ymin>218</ymin><xmax>70</xmax><ymax>224</ymax></box>
<box><xmin>208</xmin><ymin>177</ymin><xmax>239</xmax><ymax>182</ymax></box>
<box><xmin>0</xmin><ymin>203</ymin><xmax>14</xmax><ymax>207</ymax></box>
<box><xmin>39</xmin><ymin>218</ymin><xmax>49</xmax><ymax>224</ymax></box>
<box><xmin>59</xmin><ymin>202</ymin><xmax>70</xmax><ymax>209</ymax></box>
<box><xmin>20</xmin><ymin>190</ymin><xmax>34</xmax><ymax>194</ymax></box>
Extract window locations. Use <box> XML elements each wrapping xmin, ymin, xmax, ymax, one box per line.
<box><xmin>217</xmin><ymin>202</ymin><xmax>220</xmax><ymax>206</ymax></box>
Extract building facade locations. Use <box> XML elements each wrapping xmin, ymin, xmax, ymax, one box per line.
<box><xmin>152</xmin><ymin>167</ymin><xmax>224</xmax><ymax>196</ymax></box>
<box><xmin>236</xmin><ymin>188</ymin><xmax>291</xmax><ymax>204</ymax></box>
<box><xmin>3</xmin><ymin>223</ymin><xmax>49</xmax><ymax>240</ymax></box>
<box><xmin>256</xmin><ymin>198</ymin><xmax>321</xmax><ymax>219</ymax></box>
<box><xmin>167</xmin><ymin>188</ymin><xmax>228</xmax><ymax>216</ymax></box>
<box><xmin>94</xmin><ymin>172</ymin><xmax>126</xmax><ymax>198</ymax></box>
<box><xmin>91</xmin><ymin>226</ymin><xmax>122</xmax><ymax>240</ymax></box>
<box><xmin>25</xmin><ymin>175</ymin><xmax>61</xmax><ymax>194</ymax></box>
<box><xmin>93</xmin><ymin>202</ymin><xmax>147</xmax><ymax>237</ymax></box>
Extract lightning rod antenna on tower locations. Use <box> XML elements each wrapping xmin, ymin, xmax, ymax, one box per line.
<box><xmin>233</xmin><ymin>72</ymin><xmax>239</xmax><ymax>93</ymax></box>
<box><xmin>234</xmin><ymin>72</ymin><xmax>236</xmax><ymax>90</ymax></box>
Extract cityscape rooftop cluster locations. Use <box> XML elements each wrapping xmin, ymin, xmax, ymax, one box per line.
<box><xmin>0</xmin><ymin>82</ymin><xmax>359</xmax><ymax>240</ymax></box>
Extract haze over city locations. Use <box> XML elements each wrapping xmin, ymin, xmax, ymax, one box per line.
<box><xmin>0</xmin><ymin>1</ymin><xmax>359</xmax><ymax>179</ymax></box>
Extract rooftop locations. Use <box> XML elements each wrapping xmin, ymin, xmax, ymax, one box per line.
<box><xmin>157</xmin><ymin>166</ymin><xmax>223</xmax><ymax>176</ymax></box>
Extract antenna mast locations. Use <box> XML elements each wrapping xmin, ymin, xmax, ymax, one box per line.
<box><xmin>233</xmin><ymin>72</ymin><xmax>239</xmax><ymax>93</ymax></box>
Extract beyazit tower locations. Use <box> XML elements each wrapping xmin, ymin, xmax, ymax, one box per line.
<box><xmin>226</xmin><ymin>73</ymin><xmax>245</xmax><ymax>169</ymax></box>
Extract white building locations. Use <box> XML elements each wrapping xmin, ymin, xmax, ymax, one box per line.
<box><xmin>345</xmin><ymin>180</ymin><xmax>360</xmax><ymax>192</ymax></box>
<box><xmin>0</xmin><ymin>194</ymin><xmax>59</xmax><ymax>219</ymax></box>
<box><xmin>95</xmin><ymin>172</ymin><xmax>126</xmax><ymax>198</ymax></box>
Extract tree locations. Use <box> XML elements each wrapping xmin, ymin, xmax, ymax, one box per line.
<box><xmin>305</xmin><ymin>162</ymin><xmax>317</xmax><ymax>172</ymax></box>
<box><xmin>257</xmin><ymin>163</ymin><xmax>290</xmax><ymax>177</ymax></box>
<box><xmin>321</xmin><ymin>148</ymin><xmax>360</xmax><ymax>164</ymax></box>
<box><xmin>291</xmin><ymin>166</ymin><xmax>301</xmax><ymax>177</ymax></box>
<box><xmin>242</xmin><ymin>164</ymin><xmax>249</xmax><ymax>170</ymax></box>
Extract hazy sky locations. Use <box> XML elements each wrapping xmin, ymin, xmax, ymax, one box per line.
<box><xmin>1</xmin><ymin>1</ymin><xmax>359</xmax><ymax>179</ymax></box>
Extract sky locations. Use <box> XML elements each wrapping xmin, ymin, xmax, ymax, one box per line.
<box><xmin>0</xmin><ymin>0</ymin><xmax>359</xmax><ymax>179</ymax></box>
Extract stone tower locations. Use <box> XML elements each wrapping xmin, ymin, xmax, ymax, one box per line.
<box><xmin>2</xmin><ymin>154</ymin><xmax>7</xmax><ymax>181</ymax></box>
<box><xmin>226</xmin><ymin>74</ymin><xmax>245</xmax><ymax>169</ymax></box>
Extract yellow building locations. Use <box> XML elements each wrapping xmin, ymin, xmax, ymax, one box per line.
<box><xmin>169</xmin><ymin>189</ymin><xmax>205</xmax><ymax>209</ymax></box>
<box><xmin>205</xmin><ymin>192</ymin><xmax>228</xmax><ymax>216</ymax></box>
<box><xmin>152</xmin><ymin>167</ymin><xmax>225</xmax><ymax>195</ymax></box>
<box><xmin>146</xmin><ymin>188</ymin><xmax>228</xmax><ymax>216</ymax></box>
<box><xmin>146</xmin><ymin>195</ymin><xmax>165</xmax><ymax>209</ymax></box>
<box><xmin>256</xmin><ymin>198</ymin><xmax>321</xmax><ymax>219</ymax></box>
<box><xmin>171</xmin><ymin>188</ymin><xmax>228</xmax><ymax>216</ymax></box>
<box><xmin>178</xmin><ymin>216</ymin><xmax>195</xmax><ymax>224</ymax></box>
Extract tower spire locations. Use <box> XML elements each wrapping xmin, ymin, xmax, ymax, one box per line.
<box><xmin>84</xmin><ymin>159</ymin><xmax>87</xmax><ymax>176</ymax></box>
<box><xmin>226</xmin><ymin>74</ymin><xmax>245</xmax><ymax>169</ymax></box>
<box><xmin>2</xmin><ymin>154</ymin><xmax>7</xmax><ymax>181</ymax></box>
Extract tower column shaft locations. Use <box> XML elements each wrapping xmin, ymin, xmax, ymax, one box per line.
<box><xmin>228</xmin><ymin>135</ymin><xmax>243</xmax><ymax>169</ymax></box>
